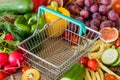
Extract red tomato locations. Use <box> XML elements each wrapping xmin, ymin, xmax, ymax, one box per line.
<box><xmin>111</xmin><ymin>0</ymin><xmax>120</xmax><ymax>14</ymax></box>
<box><xmin>87</xmin><ymin>59</ymin><xmax>99</xmax><ymax>71</ymax></box>
<box><xmin>115</xmin><ymin>38</ymin><xmax>120</xmax><ymax>48</ymax></box>
<box><xmin>79</xmin><ymin>56</ymin><xmax>89</xmax><ymax>67</ymax></box>
<box><xmin>21</xmin><ymin>65</ymin><xmax>30</xmax><ymax>72</ymax></box>
<box><xmin>105</xmin><ymin>74</ymin><xmax>117</xmax><ymax>80</ymax></box>
<box><xmin>0</xmin><ymin>71</ymin><xmax>7</xmax><ymax>80</ymax></box>
<box><xmin>5</xmin><ymin>33</ymin><xmax>14</xmax><ymax>41</ymax></box>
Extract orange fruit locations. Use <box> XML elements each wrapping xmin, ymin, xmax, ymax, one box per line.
<box><xmin>100</xmin><ymin>27</ymin><xmax>119</xmax><ymax>43</ymax></box>
<box><xmin>22</xmin><ymin>68</ymin><xmax>40</xmax><ymax>80</ymax></box>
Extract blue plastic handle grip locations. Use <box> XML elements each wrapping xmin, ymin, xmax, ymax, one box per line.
<box><xmin>37</xmin><ymin>6</ymin><xmax>86</xmax><ymax>36</ymax></box>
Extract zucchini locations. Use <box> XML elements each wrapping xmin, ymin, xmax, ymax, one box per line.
<box><xmin>0</xmin><ymin>0</ymin><xmax>33</xmax><ymax>14</ymax></box>
<box><xmin>101</xmin><ymin>48</ymin><xmax>119</xmax><ymax>65</ymax></box>
<box><xmin>60</xmin><ymin>63</ymin><xmax>85</xmax><ymax>80</ymax></box>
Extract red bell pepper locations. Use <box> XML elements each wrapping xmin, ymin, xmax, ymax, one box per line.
<box><xmin>32</xmin><ymin>0</ymin><xmax>48</xmax><ymax>13</ymax></box>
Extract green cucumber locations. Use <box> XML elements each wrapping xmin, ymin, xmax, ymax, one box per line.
<box><xmin>0</xmin><ymin>0</ymin><xmax>33</xmax><ymax>14</ymax></box>
<box><xmin>111</xmin><ymin>56</ymin><xmax>120</xmax><ymax>66</ymax></box>
<box><xmin>111</xmin><ymin>47</ymin><xmax>120</xmax><ymax>66</ymax></box>
<box><xmin>101</xmin><ymin>48</ymin><xmax>119</xmax><ymax>65</ymax></box>
<box><xmin>60</xmin><ymin>63</ymin><xmax>85</xmax><ymax>80</ymax></box>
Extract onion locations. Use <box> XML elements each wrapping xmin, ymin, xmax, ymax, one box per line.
<box><xmin>9</xmin><ymin>52</ymin><xmax>26</xmax><ymax>67</ymax></box>
<box><xmin>0</xmin><ymin>52</ymin><xmax>9</xmax><ymax>68</ymax></box>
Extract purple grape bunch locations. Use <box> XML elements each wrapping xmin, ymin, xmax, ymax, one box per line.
<box><xmin>65</xmin><ymin>0</ymin><xmax>119</xmax><ymax>31</ymax></box>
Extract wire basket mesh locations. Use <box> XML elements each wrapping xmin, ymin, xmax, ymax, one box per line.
<box><xmin>18</xmin><ymin>6</ymin><xmax>101</xmax><ymax>80</ymax></box>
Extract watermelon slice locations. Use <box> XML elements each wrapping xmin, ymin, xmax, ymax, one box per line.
<box><xmin>100</xmin><ymin>27</ymin><xmax>119</xmax><ymax>43</ymax></box>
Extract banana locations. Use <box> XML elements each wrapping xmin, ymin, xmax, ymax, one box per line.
<box><xmin>85</xmin><ymin>68</ymin><xmax>92</xmax><ymax>80</ymax></box>
<box><xmin>84</xmin><ymin>71</ymin><xmax>89</xmax><ymax>80</ymax></box>
<box><xmin>88</xmin><ymin>40</ymin><xmax>113</xmax><ymax>60</ymax></box>
<box><xmin>97</xmin><ymin>60</ymin><xmax>120</xmax><ymax>79</ymax></box>
<box><xmin>84</xmin><ymin>67</ymin><xmax>106</xmax><ymax>80</ymax></box>
<box><xmin>88</xmin><ymin>42</ymin><xmax>105</xmax><ymax>59</ymax></box>
<box><xmin>104</xmin><ymin>42</ymin><xmax>113</xmax><ymax>50</ymax></box>
<box><xmin>90</xmin><ymin>40</ymin><xmax>102</xmax><ymax>52</ymax></box>
<box><xmin>97</xmin><ymin>68</ymin><xmax>104</xmax><ymax>80</ymax></box>
<box><xmin>84</xmin><ymin>77</ymin><xmax>88</xmax><ymax>80</ymax></box>
<box><xmin>89</xmin><ymin>69</ymin><xmax>96</xmax><ymax>80</ymax></box>
<box><xmin>96</xmin><ymin>72</ymin><xmax>101</xmax><ymax>80</ymax></box>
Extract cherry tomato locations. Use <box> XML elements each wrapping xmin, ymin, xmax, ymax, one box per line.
<box><xmin>105</xmin><ymin>74</ymin><xmax>117</xmax><ymax>80</ymax></box>
<box><xmin>0</xmin><ymin>71</ymin><xmax>7</xmax><ymax>80</ymax></box>
<box><xmin>115</xmin><ymin>38</ymin><xmax>120</xmax><ymax>48</ymax></box>
<box><xmin>87</xmin><ymin>59</ymin><xmax>99</xmax><ymax>71</ymax></box>
<box><xmin>21</xmin><ymin>65</ymin><xmax>30</xmax><ymax>72</ymax></box>
<box><xmin>79</xmin><ymin>56</ymin><xmax>89</xmax><ymax>67</ymax></box>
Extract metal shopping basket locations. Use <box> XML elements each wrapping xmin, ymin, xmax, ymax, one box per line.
<box><xmin>18</xmin><ymin>6</ymin><xmax>101</xmax><ymax>80</ymax></box>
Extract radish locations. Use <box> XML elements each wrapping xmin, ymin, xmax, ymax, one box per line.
<box><xmin>0</xmin><ymin>52</ymin><xmax>9</xmax><ymax>68</ymax></box>
<box><xmin>4</xmin><ymin>33</ymin><xmax>14</xmax><ymax>41</ymax></box>
<box><xmin>4</xmin><ymin>64</ymin><xmax>17</xmax><ymax>74</ymax></box>
<box><xmin>9</xmin><ymin>51</ymin><xmax>26</xmax><ymax>67</ymax></box>
<box><xmin>17</xmin><ymin>45</ymin><xmax>27</xmax><ymax>53</ymax></box>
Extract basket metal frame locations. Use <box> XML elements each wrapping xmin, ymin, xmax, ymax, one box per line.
<box><xmin>18</xmin><ymin>6</ymin><xmax>101</xmax><ymax>80</ymax></box>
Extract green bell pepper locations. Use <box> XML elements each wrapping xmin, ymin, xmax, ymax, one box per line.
<box><xmin>31</xmin><ymin>17</ymin><xmax>46</xmax><ymax>34</ymax></box>
<box><xmin>14</xmin><ymin>13</ymin><xmax>45</xmax><ymax>39</ymax></box>
<box><xmin>14</xmin><ymin>16</ymin><xmax>31</xmax><ymax>38</ymax></box>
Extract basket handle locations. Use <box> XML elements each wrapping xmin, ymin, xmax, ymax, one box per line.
<box><xmin>37</xmin><ymin>6</ymin><xmax>86</xmax><ymax>36</ymax></box>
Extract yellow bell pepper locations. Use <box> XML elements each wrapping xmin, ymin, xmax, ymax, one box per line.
<box><xmin>45</xmin><ymin>3</ymin><xmax>70</xmax><ymax>37</ymax></box>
